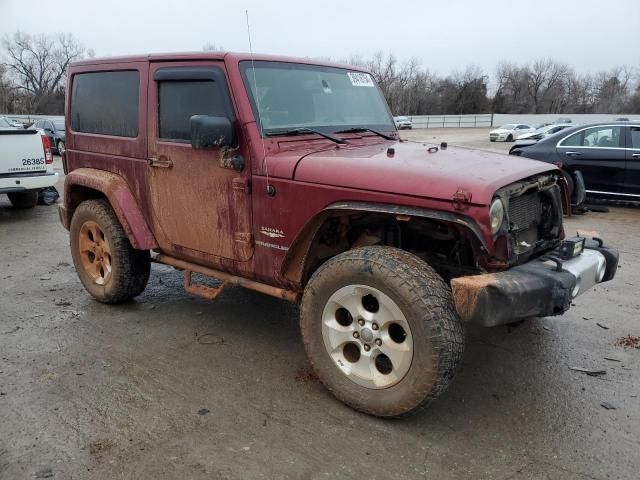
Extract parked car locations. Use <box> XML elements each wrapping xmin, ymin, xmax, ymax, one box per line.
<box><xmin>60</xmin><ymin>52</ymin><xmax>618</xmax><ymax>418</ymax></box>
<box><xmin>510</xmin><ymin>122</ymin><xmax>640</xmax><ymax>205</ymax></box>
<box><xmin>513</xmin><ymin>123</ymin><xmax>576</xmax><ymax>145</ymax></box>
<box><xmin>32</xmin><ymin>118</ymin><xmax>66</xmax><ymax>155</ymax></box>
<box><xmin>489</xmin><ymin>124</ymin><xmax>534</xmax><ymax>142</ymax></box>
<box><xmin>0</xmin><ymin>126</ymin><xmax>58</xmax><ymax>208</ymax></box>
<box><xmin>394</xmin><ymin>116</ymin><xmax>412</xmax><ymax>129</ymax></box>
<box><xmin>555</xmin><ymin>118</ymin><xmax>573</xmax><ymax>124</ymax></box>
<box><xmin>0</xmin><ymin>116</ymin><xmax>22</xmax><ymax>129</ymax></box>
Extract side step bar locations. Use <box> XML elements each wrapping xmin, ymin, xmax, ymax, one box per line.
<box><xmin>153</xmin><ymin>254</ymin><xmax>299</xmax><ymax>303</ymax></box>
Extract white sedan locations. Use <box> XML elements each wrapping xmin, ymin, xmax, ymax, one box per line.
<box><xmin>489</xmin><ymin>124</ymin><xmax>534</xmax><ymax>142</ymax></box>
<box><xmin>394</xmin><ymin>116</ymin><xmax>413</xmax><ymax>130</ymax></box>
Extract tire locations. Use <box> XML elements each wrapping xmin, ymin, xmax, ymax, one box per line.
<box><xmin>507</xmin><ymin>134</ymin><xmax>513</xmax><ymax>142</ymax></box>
<box><xmin>70</xmin><ymin>199</ymin><xmax>150</xmax><ymax>304</ymax></box>
<box><xmin>300</xmin><ymin>246</ymin><xmax>465</xmax><ymax>417</ymax></box>
<box><xmin>562</xmin><ymin>170</ymin><xmax>574</xmax><ymax>199</ymax></box>
<box><xmin>57</xmin><ymin>140</ymin><xmax>65</xmax><ymax>156</ymax></box>
<box><xmin>8</xmin><ymin>190</ymin><xmax>38</xmax><ymax>209</ymax></box>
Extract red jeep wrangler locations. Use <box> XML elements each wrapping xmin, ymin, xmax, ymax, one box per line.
<box><xmin>59</xmin><ymin>53</ymin><xmax>618</xmax><ymax>417</ymax></box>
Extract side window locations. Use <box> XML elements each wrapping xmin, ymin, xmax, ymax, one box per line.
<box><xmin>583</xmin><ymin>126</ymin><xmax>622</xmax><ymax>148</ymax></box>
<box><xmin>631</xmin><ymin>128</ymin><xmax>640</xmax><ymax>149</ymax></box>
<box><xmin>561</xmin><ymin>126</ymin><xmax>623</xmax><ymax>148</ymax></box>
<box><xmin>157</xmin><ymin>75</ymin><xmax>229</xmax><ymax>142</ymax></box>
<box><xmin>560</xmin><ymin>130</ymin><xmax>584</xmax><ymax>147</ymax></box>
<box><xmin>71</xmin><ymin>71</ymin><xmax>139</xmax><ymax>137</ymax></box>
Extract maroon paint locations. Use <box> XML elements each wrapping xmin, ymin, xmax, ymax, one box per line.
<box><xmin>64</xmin><ymin>52</ymin><xmax>561</xmax><ymax>290</ymax></box>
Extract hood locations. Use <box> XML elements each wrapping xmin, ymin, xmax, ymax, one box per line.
<box><xmin>517</xmin><ymin>132</ymin><xmax>539</xmax><ymax>140</ymax></box>
<box><xmin>490</xmin><ymin>128</ymin><xmax>513</xmax><ymax>134</ymax></box>
<box><xmin>287</xmin><ymin>141</ymin><xmax>557</xmax><ymax>206</ymax></box>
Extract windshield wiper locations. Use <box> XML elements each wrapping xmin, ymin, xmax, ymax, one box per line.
<box><xmin>334</xmin><ymin>127</ymin><xmax>395</xmax><ymax>140</ymax></box>
<box><xmin>265</xmin><ymin>127</ymin><xmax>348</xmax><ymax>144</ymax></box>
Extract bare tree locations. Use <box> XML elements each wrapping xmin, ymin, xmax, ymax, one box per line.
<box><xmin>525</xmin><ymin>59</ymin><xmax>569</xmax><ymax>113</ymax></box>
<box><xmin>1</xmin><ymin>31</ymin><xmax>84</xmax><ymax>113</ymax></box>
<box><xmin>2</xmin><ymin>31</ymin><xmax>84</xmax><ymax>97</ymax></box>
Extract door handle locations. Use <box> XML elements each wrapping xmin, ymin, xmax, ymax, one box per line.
<box><xmin>632</xmin><ymin>153</ymin><xmax>640</xmax><ymax>158</ymax></box>
<box><xmin>565</xmin><ymin>151</ymin><xmax>581</xmax><ymax>157</ymax></box>
<box><xmin>148</xmin><ymin>155</ymin><xmax>173</xmax><ymax>168</ymax></box>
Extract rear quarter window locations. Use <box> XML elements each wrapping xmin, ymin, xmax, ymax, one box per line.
<box><xmin>71</xmin><ymin>71</ymin><xmax>139</xmax><ymax>137</ymax></box>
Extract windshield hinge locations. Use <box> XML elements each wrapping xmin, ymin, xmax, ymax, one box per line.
<box><xmin>453</xmin><ymin>189</ymin><xmax>472</xmax><ymax>211</ymax></box>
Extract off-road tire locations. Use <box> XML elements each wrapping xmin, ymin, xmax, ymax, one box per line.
<box><xmin>8</xmin><ymin>190</ymin><xmax>38</xmax><ymax>209</ymax></box>
<box><xmin>300</xmin><ymin>246</ymin><xmax>465</xmax><ymax>417</ymax></box>
<box><xmin>70</xmin><ymin>199</ymin><xmax>150</xmax><ymax>304</ymax></box>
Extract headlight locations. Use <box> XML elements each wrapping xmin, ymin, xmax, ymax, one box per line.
<box><xmin>489</xmin><ymin>198</ymin><xmax>505</xmax><ymax>234</ymax></box>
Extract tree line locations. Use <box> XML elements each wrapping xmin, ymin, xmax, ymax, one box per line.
<box><xmin>348</xmin><ymin>52</ymin><xmax>640</xmax><ymax>116</ymax></box>
<box><xmin>1</xmin><ymin>32</ymin><xmax>639</xmax><ymax>116</ymax></box>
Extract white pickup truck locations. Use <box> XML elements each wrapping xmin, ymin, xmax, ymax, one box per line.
<box><xmin>0</xmin><ymin>126</ymin><xmax>58</xmax><ymax>208</ymax></box>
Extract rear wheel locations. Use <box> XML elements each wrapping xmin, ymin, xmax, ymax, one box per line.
<box><xmin>8</xmin><ymin>190</ymin><xmax>38</xmax><ymax>209</ymax></box>
<box><xmin>300</xmin><ymin>246</ymin><xmax>465</xmax><ymax>417</ymax></box>
<box><xmin>70</xmin><ymin>199</ymin><xmax>150</xmax><ymax>304</ymax></box>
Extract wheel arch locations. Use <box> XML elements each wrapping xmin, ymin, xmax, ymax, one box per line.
<box><xmin>281</xmin><ymin>201</ymin><xmax>488</xmax><ymax>287</ymax></box>
<box><xmin>62</xmin><ymin>168</ymin><xmax>158</xmax><ymax>250</ymax></box>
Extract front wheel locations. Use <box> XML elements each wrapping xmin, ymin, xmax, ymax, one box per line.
<box><xmin>300</xmin><ymin>247</ymin><xmax>465</xmax><ymax>417</ymax></box>
<box><xmin>8</xmin><ymin>190</ymin><xmax>38</xmax><ymax>209</ymax></box>
<box><xmin>507</xmin><ymin>134</ymin><xmax>514</xmax><ymax>142</ymax></box>
<box><xmin>57</xmin><ymin>140</ymin><xmax>65</xmax><ymax>156</ymax></box>
<box><xmin>70</xmin><ymin>199</ymin><xmax>150</xmax><ymax>304</ymax></box>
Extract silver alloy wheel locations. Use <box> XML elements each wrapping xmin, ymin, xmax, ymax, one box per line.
<box><xmin>321</xmin><ymin>284</ymin><xmax>413</xmax><ymax>389</ymax></box>
<box><xmin>57</xmin><ymin>141</ymin><xmax>65</xmax><ymax>155</ymax></box>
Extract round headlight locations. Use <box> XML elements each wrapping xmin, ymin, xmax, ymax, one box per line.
<box><xmin>489</xmin><ymin>198</ymin><xmax>505</xmax><ymax>234</ymax></box>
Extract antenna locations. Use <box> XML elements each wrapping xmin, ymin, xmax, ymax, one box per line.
<box><xmin>245</xmin><ymin>10</ymin><xmax>270</xmax><ymax>191</ymax></box>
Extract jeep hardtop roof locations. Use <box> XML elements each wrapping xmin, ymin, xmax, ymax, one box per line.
<box><xmin>70</xmin><ymin>52</ymin><xmax>369</xmax><ymax>73</ymax></box>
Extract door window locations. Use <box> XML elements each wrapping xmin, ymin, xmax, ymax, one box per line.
<box><xmin>158</xmin><ymin>80</ymin><xmax>228</xmax><ymax>142</ymax></box>
<box><xmin>560</xmin><ymin>126</ymin><xmax>623</xmax><ymax>148</ymax></box>
<box><xmin>631</xmin><ymin>127</ymin><xmax>640</xmax><ymax>149</ymax></box>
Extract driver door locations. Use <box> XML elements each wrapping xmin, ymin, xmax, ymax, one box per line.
<box><xmin>146</xmin><ymin>61</ymin><xmax>253</xmax><ymax>263</ymax></box>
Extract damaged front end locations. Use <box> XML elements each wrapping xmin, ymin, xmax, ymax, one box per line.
<box><xmin>492</xmin><ymin>173</ymin><xmax>565</xmax><ymax>267</ymax></box>
<box><xmin>450</xmin><ymin>174</ymin><xmax>619</xmax><ymax>326</ymax></box>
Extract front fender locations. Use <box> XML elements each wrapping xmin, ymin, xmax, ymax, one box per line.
<box><xmin>280</xmin><ymin>201</ymin><xmax>488</xmax><ymax>285</ymax></box>
<box><xmin>62</xmin><ymin>168</ymin><xmax>158</xmax><ymax>250</ymax></box>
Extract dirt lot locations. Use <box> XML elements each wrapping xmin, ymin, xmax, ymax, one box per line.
<box><xmin>1</xmin><ymin>146</ymin><xmax>639</xmax><ymax>479</ymax></box>
<box><xmin>400</xmin><ymin>127</ymin><xmax>510</xmax><ymax>154</ymax></box>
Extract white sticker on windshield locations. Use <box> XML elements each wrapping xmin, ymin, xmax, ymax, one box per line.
<box><xmin>347</xmin><ymin>72</ymin><xmax>374</xmax><ymax>87</ymax></box>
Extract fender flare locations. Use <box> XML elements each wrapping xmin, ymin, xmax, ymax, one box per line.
<box><xmin>280</xmin><ymin>201</ymin><xmax>488</xmax><ymax>285</ymax></box>
<box><xmin>62</xmin><ymin>168</ymin><xmax>158</xmax><ymax>250</ymax></box>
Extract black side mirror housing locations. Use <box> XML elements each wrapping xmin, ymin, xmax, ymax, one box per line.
<box><xmin>190</xmin><ymin>115</ymin><xmax>235</xmax><ymax>149</ymax></box>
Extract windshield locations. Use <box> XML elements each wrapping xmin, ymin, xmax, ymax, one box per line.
<box><xmin>499</xmin><ymin>124</ymin><xmax>517</xmax><ymax>130</ymax></box>
<box><xmin>0</xmin><ymin>117</ymin><xmax>11</xmax><ymax>128</ymax></box>
<box><xmin>240</xmin><ymin>61</ymin><xmax>394</xmax><ymax>135</ymax></box>
<box><xmin>53</xmin><ymin>120</ymin><xmax>65</xmax><ymax>130</ymax></box>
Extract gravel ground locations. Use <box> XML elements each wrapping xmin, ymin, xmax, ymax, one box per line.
<box><xmin>400</xmin><ymin>127</ymin><xmax>510</xmax><ymax>154</ymax></box>
<box><xmin>0</xmin><ymin>153</ymin><xmax>639</xmax><ymax>479</ymax></box>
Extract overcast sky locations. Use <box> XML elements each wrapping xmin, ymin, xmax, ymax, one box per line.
<box><xmin>1</xmin><ymin>0</ymin><xmax>638</xmax><ymax>78</ymax></box>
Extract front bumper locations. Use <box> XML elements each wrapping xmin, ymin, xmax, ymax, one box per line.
<box><xmin>450</xmin><ymin>238</ymin><xmax>619</xmax><ymax>326</ymax></box>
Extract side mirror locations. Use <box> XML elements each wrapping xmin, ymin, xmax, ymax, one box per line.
<box><xmin>190</xmin><ymin>115</ymin><xmax>235</xmax><ymax>149</ymax></box>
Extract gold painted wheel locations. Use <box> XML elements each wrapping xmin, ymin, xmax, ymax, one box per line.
<box><xmin>78</xmin><ymin>220</ymin><xmax>112</xmax><ymax>286</ymax></box>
